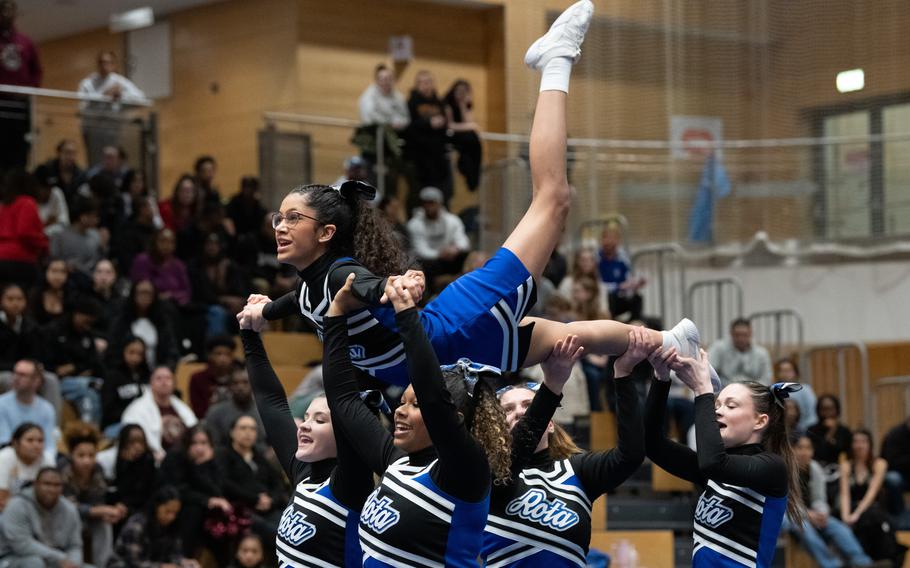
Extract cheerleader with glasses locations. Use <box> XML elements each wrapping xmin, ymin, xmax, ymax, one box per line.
<box><xmin>238</xmin><ymin>0</ymin><xmax>721</xmax><ymax>391</ymax></box>
<box><xmin>644</xmin><ymin>340</ymin><xmax>803</xmax><ymax>568</ymax></box>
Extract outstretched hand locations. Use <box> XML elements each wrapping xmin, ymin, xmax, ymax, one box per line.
<box><xmin>540</xmin><ymin>334</ymin><xmax>584</xmax><ymax>395</ymax></box>
<box><xmin>327</xmin><ymin>273</ymin><xmax>365</xmax><ymax>316</ymax></box>
<box><xmin>237</xmin><ymin>304</ymin><xmax>264</xmax><ymax>333</ymax></box>
<box><xmin>380</xmin><ymin>269</ymin><xmax>425</xmax><ymax>304</ymax></box>
<box><xmin>613</xmin><ymin>326</ymin><xmax>651</xmax><ymax>378</ymax></box>
<box><xmin>647</xmin><ymin>346</ymin><xmax>677</xmax><ymax>382</ymax></box>
<box><xmin>384</xmin><ymin>274</ymin><xmax>420</xmax><ymax>313</ymax></box>
<box><xmin>670</xmin><ymin>348</ymin><xmax>713</xmax><ymax>396</ymax></box>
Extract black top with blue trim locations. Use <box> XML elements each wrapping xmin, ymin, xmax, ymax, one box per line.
<box><xmin>322</xmin><ymin>308</ymin><xmax>492</xmax><ymax>567</ymax></box>
<box><xmin>483</xmin><ymin>378</ymin><xmax>644</xmax><ymax>567</ymax></box>
<box><xmin>645</xmin><ymin>379</ymin><xmax>789</xmax><ymax>568</ymax></box>
<box><xmin>241</xmin><ymin>330</ymin><xmax>374</xmax><ymax>567</ymax></box>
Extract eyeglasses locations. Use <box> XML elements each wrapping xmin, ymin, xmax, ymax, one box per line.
<box><xmin>271</xmin><ymin>211</ymin><xmax>321</xmax><ymax>229</ymax></box>
<box><xmin>495</xmin><ymin>381</ymin><xmax>541</xmax><ymax>398</ymax></box>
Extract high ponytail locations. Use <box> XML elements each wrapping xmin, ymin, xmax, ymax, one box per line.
<box><xmin>289</xmin><ymin>183</ymin><xmax>408</xmax><ymax>276</ymax></box>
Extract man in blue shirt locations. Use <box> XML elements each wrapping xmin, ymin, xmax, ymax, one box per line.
<box><xmin>0</xmin><ymin>359</ymin><xmax>57</xmax><ymax>462</ymax></box>
<box><xmin>597</xmin><ymin>222</ymin><xmax>644</xmax><ymax>321</ymax></box>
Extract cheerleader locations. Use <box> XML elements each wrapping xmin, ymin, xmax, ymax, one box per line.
<box><xmin>645</xmin><ymin>344</ymin><xmax>802</xmax><ymax>567</ymax></box>
<box><xmin>483</xmin><ymin>328</ymin><xmax>646</xmax><ymax>567</ymax></box>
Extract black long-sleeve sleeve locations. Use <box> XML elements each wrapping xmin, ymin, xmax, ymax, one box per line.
<box><xmin>322</xmin><ymin>315</ymin><xmax>403</xmax><ymax>476</ymax></box>
<box><xmin>396</xmin><ymin>308</ymin><xmax>490</xmax><ymax>502</ymax></box>
<box><xmin>644</xmin><ymin>378</ymin><xmax>703</xmax><ymax>484</ymax></box>
<box><xmin>327</xmin><ymin>263</ymin><xmax>388</xmax><ymax>305</ymax></box>
<box><xmin>241</xmin><ymin>330</ymin><xmax>307</xmax><ymax>481</ymax></box>
<box><xmin>571</xmin><ymin>376</ymin><xmax>645</xmax><ymax>498</ymax></box>
<box><xmin>262</xmin><ymin>291</ymin><xmax>299</xmax><ymax>321</ymax></box>
<box><xmin>509</xmin><ymin>385</ymin><xmax>562</xmax><ymax>477</ymax></box>
<box><xmin>693</xmin><ymin>394</ymin><xmax>788</xmax><ymax>497</ymax></box>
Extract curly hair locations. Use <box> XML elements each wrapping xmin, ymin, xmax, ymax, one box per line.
<box><xmin>442</xmin><ymin>370</ymin><xmax>513</xmax><ymax>485</ymax></box>
<box><xmin>64</xmin><ymin>421</ymin><xmax>101</xmax><ymax>453</ymax></box>
<box><xmin>289</xmin><ymin>184</ymin><xmax>408</xmax><ymax>276</ymax></box>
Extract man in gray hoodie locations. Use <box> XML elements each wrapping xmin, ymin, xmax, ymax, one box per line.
<box><xmin>0</xmin><ymin>467</ymin><xmax>83</xmax><ymax>568</ymax></box>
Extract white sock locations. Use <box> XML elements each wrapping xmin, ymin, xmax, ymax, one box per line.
<box><xmin>539</xmin><ymin>56</ymin><xmax>573</xmax><ymax>93</ymax></box>
<box><xmin>660</xmin><ymin>330</ymin><xmax>679</xmax><ymax>352</ymax></box>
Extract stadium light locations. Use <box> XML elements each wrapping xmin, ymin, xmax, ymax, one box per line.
<box><xmin>110</xmin><ymin>7</ymin><xmax>154</xmax><ymax>33</ymax></box>
<box><xmin>836</xmin><ymin>68</ymin><xmax>864</xmax><ymax>93</ymax></box>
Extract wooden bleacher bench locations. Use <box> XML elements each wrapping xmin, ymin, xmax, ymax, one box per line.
<box><xmin>590</xmin><ymin>411</ymin><xmax>617</xmax><ymax>451</ymax></box>
<box><xmin>174</xmin><ymin>361</ymin><xmax>207</xmax><ymax>403</ymax></box>
<box><xmin>589</xmin><ymin>530</ymin><xmax>673</xmax><ymax>567</ymax></box>
<box><xmin>899</xmin><ymin>531</ymin><xmax>910</xmax><ymax>568</ymax></box>
<box><xmin>784</xmin><ymin>534</ymin><xmax>815</xmax><ymax>568</ymax></box>
<box><xmin>261</xmin><ymin>331</ymin><xmax>323</xmax><ymax>366</ymax></box>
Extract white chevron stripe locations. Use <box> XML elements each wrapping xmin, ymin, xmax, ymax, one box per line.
<box><xmin>359</xmin><ymin>528</ymin><xmax>443</xmax><ymax>568</ymax></box>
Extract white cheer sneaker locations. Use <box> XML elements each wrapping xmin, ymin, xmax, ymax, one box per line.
<box><xmin>524</xmin><ymin>0</ymin><xmax>595</xmax><ymax>70</ymax></box>
<box><xmin>664</xmin><ymin>318</ymin><xmax>722</xmax><ymax>392</ymax></box>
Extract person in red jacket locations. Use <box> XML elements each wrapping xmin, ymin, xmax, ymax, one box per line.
<box><xmin>0</xmin><ymin>171</ymin><xmax>48</xmax><ymax>289</ymax></box>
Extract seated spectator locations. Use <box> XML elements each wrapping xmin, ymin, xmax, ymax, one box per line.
<box><xmin>217</xmin><ymin>415</ymin><xmax>286</xmax><ymax>544</ymax></box>
<box><xmin>0</xmin><ymin>423</ymin><xmax>53</xmax><ymax>512</ymax></box>
<box><xmin>115</xmin><ymin>168</ymin><xmax>161</xmax><ymax>228</ymax></box>
<box><xmin>443</xmin><ymin>79</ymin><xmax>482</xmax><ymax>192</ymax></box>
<box><xmin>60</xmin><ymin>422</ymin><xmax>126</xmax><ymax>567</ymax></box>
<box><xmin>194</xmin><ymin>155</ymin><xmax>221</xmax><ymax>205</ymax></box>
<box><xmin>33</xmin><ymin>163</ymin><xmax>70</xmax><ymax>237</ymax></box>
<box><xmin>0</xmin><ymin>170</ymin><xmax>49</xmax><ymax>290</ymax></box>
<box><xmin>541</xmin><ymin>292</ymin><xmax>575</xmax><ymax>323</ymax></box>
<box><xmin>775</xmin><ymin>358</ymin><xmax>817</xmax><ymax>431</ymax></box>
<box><xmin>108</xmin><ymin>279</ymin><xmax>180</xmax><ymax>369</ymax></box>
<box><xmin>39</xmin><ymin>297</ymin><xmax>105</xmax><ymax>425</ymax></box>
<box><xmin>569</xmin><ymin>275</ymin><xmax>612</xmax><ymax>411</ymax></box>
<box><xmin>785</xmin><ymin>434</ymin><xmax>878</xmax><ymax>568</ymax></box>
<box><xmin>839</xmin><ymin>429</ymin><xmax>904</xmax><ymax>565</ymax></box>
<box><xmin>50</xmin><ymin>196</ymin><xmax>106</xmax><ymax>279</ymax></box>
<box><xmin>107</xmin><ymin>485</ymin><xmax>200</xmax><ymax>568</ymax></box>
<box><xmin>332</xmin><ymin>155</ymin><xmax>371</xmax><ymax>189</ymax></box>
<box><xmin>121</xmin><ymin>366</ymin><xmax>197</xmax><ymax>461</ymax></box>
<box><xmin>785</xmin><ymin>399</ymin><xmax>805</xmax><ymax>444</ymax></box>
<box><xmin>188</xmin><ymin>233</ymin><xmax>250</xmax><ymax>337</ymax></box>
<box><xmin>189</xmin><ymin>336</ymin><xmax>236</xmax><ymax>417</ymax></box>
<box><xmin>407</xmin><ymin>186</ymin><xmax>470</xmax><ymax>291</ymax></box>
<box><xmin>101</xmin><ymin>336</ymin><xmax>150</xmax><ymax>435</ymax></box>
<box><xmin>0</xmin><ymin>283</ymin><xmax>42</xmax><ymax>371</ymax></box>
<box><xmin>359</xmin><ymin>63</ymin><xmax>410</xmax><ymax>130</ymax></box>
<box><xmin>228</xmin><ymin>533</ymin><xmax>266</xmax><ymax>568</ymax></box>
<box><xmin>130</xmin><ymin>228</ymin><xmax>192</xmax><ymax>307</ymax></box>
<box><xmin>226</xmin><ymin>176</ymin><xmax>267</xmax><ymax>237</ymax></box>
<box><xmin>378</xmin><ymin>194</ymin><xmax>409</xmax><ymax>250</ymax></box>
<box><xmin>0</xmin><ymin>360</ymin><xmax>57</xmax><ymax>462</ymax></box>
<box><xmin>807</xmin><ymin>394</ymin><xmax>853</xmax><ymax>467</ymax></box>
<box><xmin>205</xmin><ymin>367</ymin><xmax>264</xmax><ymax>450</ymax></box>
<box><xmin>559</xmin><ymin>247</ymin><xmax>608</xmax><ymax>315</ymax></box>
<box><xmin>160</xmin><ymin>425</ymin><xmax>233</xmax><ymax>561</ymax></box>
<box><xmin>177</xmin><ymin>199</ymin><xmax>236</xmax><ymax>262</ymax></box>
<box><xmin>41</xmin><ymin>139</ymin><xmax>85</xmax><ymax>207</ymax></box>
<box><xmin>28</xmin><ymin>257</ymin><xmax>71</xmax><ymax>326</ymax></box>
<box><xmin>0</xmin><ymin>467</ymin><xmax>84</xmax><ymax>566</ymax></box>
<box><xmin>881</xmin><ymin>415</ymin><xmax>910</xmax><ymax>516</ymax></box>
<box><xmin>708</xmin><ymin>317</ymin><xmax>773</xmax><ymax>386</ymax></box>
<box><xmin>159</xmin><ymin>174</ymin><xmax>201</xmax><ymax>233</ymax></box>
<box><xmin>85</xmin><ymin>144</ymin><xmax>128</xmax><ymax>189</ymax></box>
<box><xmin>597</xmin><ymin>222</ymin><xmax>645</xmax><ymax>321</ymax></box>
<box><xmin>101</xmin><ymin>424</ymin><xmax>157</xmax><ymax>516</ymax></box>
<box><xmin>85</xmin><ymin>258</ymin><xmax>121</xmax><ymax>334</ymax></box>
<box><xmin>113</xmin><ymin>196</ymin><xmax>158</xmax><ymax>274</ymax></box>
<box><xmin>407</xmin><ymin>70</ymin><xmax>451</xmax><ymax>206</ymax></box>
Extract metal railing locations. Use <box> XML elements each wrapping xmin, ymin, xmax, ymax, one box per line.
<box><xmin>801</xmin><ymin>343</ymin><xmax>871</xmax><ymax>429</ymax></box>
<box><xmin>871</xmin><ymin>375</ymin><xmax>910</xmax><ymax>441</ymax></box>
<box><xmin>747</xmin><ymin>309</ymin><xmax>805</xmax><ymax>362</ymax></box>
<box><xmin>631</xmin><ymin>243</ymin><xmax>688</xmax><ymax>328</ymax></box>
<box><xmin>686</xmin><ymin>277</ymin><xmax>744</xmax><ymax>344</ymax></box>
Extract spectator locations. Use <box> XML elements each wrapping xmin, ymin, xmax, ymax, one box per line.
<box><xmin>217</xmin><ymin>415</ymin><xmax>286</xmax><ymax>545</ymax></box>
<box><xmin>33</xmin><ymin>164</ymin><xmax>70</xmax><ymax>237</ymax></box>
<box><xmin>78</xmin><ymin>51</ymin><xmax>146</xmax><ymax>166</ymax></box>
<box><xmin>85</xmin><ymin>258</ymin><xmax>120</xmax><ymax>334</ymax></box>
<box><xmin>100</xmin><ymin>336</ymin><xmax>150</xmax><ymax>435</ymax></box>
<box><xmin>28</xmin><ymin>257</ymin><xmax>71</xmax><ymax>326</ymax></box>
<box><xmin>774</xmin><ymin>358</ymin><xmax>817</xmax><ymax>431</ymax></box>
<box><xmin>785</xmin><ymin>434</ymin><xmax>878</xmax><ymax>568</ymax></box>
<box><xmin>189</xmin><ymin>336</ymin><xmax>236</xmax><ymax>417</ymax></box>
<box><xmin>881</xmin><ymin>415</ymin><xmax>910</xmax><ymax>517</ymax></box>
<box><xmin>107</xmin><ymin>485</ymin><xmax>200</xmax><ymax>568</ymax></box>
<box><xmin>108</xmin><ymin>279</ymin><xmax>180</xmax><ymax>369</ymax></box>
<box><xmin>159</xmin><ymin>174</ymin><xmax>201</xmax><ymax>233</ymax></box>
<box><xmin>708</xmin><ymin>317</ymin><xmax>773</xmax><ymax>386</ymax></box>
<box><xmin>50</xmin><ymin>196</ymin><xmax>106</xmax><ymax>278</ymax></box>
<box><xmin>41</xmin><ymin>139</ymin><xmax>85</xmax><ymax>206</ymax></box>
<box><xmin>188</xmin><ymin>233</ymin><xmax>250</xmax><ymax>337</ymax></box>
<box><xmin>102</xmin><ymin>424</ymin><xmax>157</xmax><ymax>516</ymax></box>
<box><xmin>159</xmin><ymin>425</ymin><xmax>232</xmax><ymax>561</ymax></box>
<box><xmin>84</xmin><ymin>146</ymin><xmax>128</xmax><ymax>189</ymax></box>
<box><xmin>0</xmin><ymin>283</ymin><xmax>41</xmax><ymax>370</ymax></box>
<box><xmin>407</xmin><ymin>70</ymin><xmax>451</xmax><ymax>205</ymax></box>
<box><xmin>359</xmin><ymin>64</ymin><xmax>410</xmax><ymax>129</ymax></box>
<box><xmin>568</xmin><ymin>275</ymin><xmax>612</xmax><ymax>411</ymax></box>
<box><xmin>443</xmin><ymin>79</ymin><xmax>482</xmax><ymax>192</ymax></box>
<box><xmin>0</xmin><ymin>0</ymin><xmax>41</xmax><ymax>173</ymax></box>
<box><xmin>334</xmin><ymin>155</ymin><xmax>371</xmax><ymax>187</ymax></box>
<box><xmin>559</xmin><ymin>247</ymin><xmax>608</xmax><ymax>314</ymax></box>
<box><xmin>113</xmin><ymin>195</ymin><xmax>158</xmax><ymax>274</ymax></box>
<box><xmin>784</xmin><ymin>399</ymin><xmax>804</xmax><ymax>444</ymax></box>
<box><xmin>194</xmin><ymin>155</ymin><xmax>221</xmax><ymax>205</ymax></box>
<box><xmin>543</xmin><ymin>248</ymin><xmax>568</xmax><ymax>288</ymax></box>
<box><xmin>60</xmin><ymin>422</ymin><xmax>126</xmax><ymax>567</ymax></box>
<box><xmin>0</xmin><ymin>170</ymin><xmax>49</xmax><ymax>289</ymax></box>
<box><xmin>228</xmin><ymin>533</ymin><xmax>266</xmax><ymax>568</ymax></box>
<box><xmin>204</xmin><ymin>367</ymin><xmax>264</xmax><ymax>450</ymax></box>
<box><xmin>0</xmin><ymin>467</ymin><xmax>83</xmax><ymax>567</ymax></box>
<box><xmin>225</xmin><ymin>176</ymin><xmax>267</xmax><ymax>237</ymax></box>
<box><xmin>839</xmin><ymin>429</ymin><xmax>903</xmax><ymax>565</ymax></box>
<box><xmin>378</xmin><ymin>194</ymin><xmax>410</xmax><ymax>250</ymax></box>
<box><xmin>0</xmin><ymin>360</ymin><xmax>56</xmax><ymax>462</ymax></box>
<box><xmin>407</xmin><ymin>186</ymin><xmax>470</xmax><ymax>291</ymax></box>
<box><xmin>116</xmin><ymin>168</ymin><xmax>160</xmax><ymax>226</ymax></box>
<box><xmin>121</xmin><ymin>366</ymin><xmax>197</xmax><ymax>460</ymax></box>
<box><xmin>39</xmin><ymin>297</ymin><xmax>105</xmax><ymax>425</ymax></box>
<box><xmin>0</xmin><ymin>423</ymin><xmax>52</xmax><ymax>512</ymax></box>
<box><xmin>597</xmin><ymin>222</ymin><xmax>644</xmax><ymax>321</ymax></box>
<box><xmin>130</xmin><ymin>228</ymin><xmax>192</xmax><ymax>307</ymax></box>
<box><xmin>807</xmin><ymin>394</ymin><xmax>853</xmax><ymax>467</ymax></box>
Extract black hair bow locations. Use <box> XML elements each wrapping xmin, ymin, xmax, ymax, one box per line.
<box><xmin>770</xmin><ymin>382</ymin><xmax>803</xmax><ymax>408</ymax></box>
<box><xmin>337</xmin><ymin>180</ymin><xmax>377</xmax><ymax>202</ymax></box>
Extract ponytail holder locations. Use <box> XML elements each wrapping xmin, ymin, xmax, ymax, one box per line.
<box><xmin>358</xmin><ymin>390</ymin><xmax>391</xmax><ymax>416</ymax></box>
<box><xmin>337</xmin><ymin>180</ymin><xmax>377</xmax><ymax>202</ymax></box>
<box><xmin>439</xmin><ymin>358</ymin><xmax>501</xmax><ymax>397</ymax></box>
<box><xmin>770</xmin><ymin>382</ymin><xmax>803</xmax><ymax>408</ymax></box>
